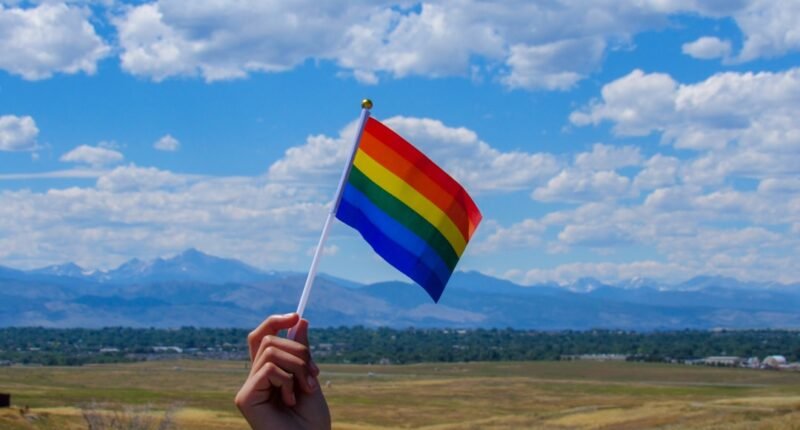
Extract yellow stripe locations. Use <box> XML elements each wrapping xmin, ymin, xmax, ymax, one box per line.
<box><xmin>353</xmin><ymin>150</ymin><xmax>467</xmax><ymax>257</ymax></box>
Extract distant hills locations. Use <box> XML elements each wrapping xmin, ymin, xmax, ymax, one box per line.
<box><xmin>2</xmin><ymin>249</ymin><xmax>800</xmax><ymax>330</ymax></box>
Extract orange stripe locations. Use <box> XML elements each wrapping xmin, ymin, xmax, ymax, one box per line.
<box><xmin>363</xmin><ymin>118</ymin><xmax>482</xmax><ymax>238</ymax></box>
<box><xmin>359</xmin><ymin>131</ymin><xmax>470</xmax><ymax>241</ymax></box>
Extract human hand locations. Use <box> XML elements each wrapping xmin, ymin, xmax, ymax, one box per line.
<box><xmin>235</xmin><ymin>313</ymin><xmax>331</xmax><ymax>430</ymax></box>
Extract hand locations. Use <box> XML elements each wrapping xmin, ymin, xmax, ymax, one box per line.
<box><xmin>235</xmin><ymin>313</ymin><xmax>331</xmax><ymax>430</ymax></box>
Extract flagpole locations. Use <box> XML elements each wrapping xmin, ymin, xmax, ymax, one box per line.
<box><xmin>288</xmin><ymin>99</ymin><xmax>373</xmax><ymax>339</ymax></box>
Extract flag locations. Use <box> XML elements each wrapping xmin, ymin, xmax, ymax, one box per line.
<box><xmin>335</xmin><ymin>117</ymin><xmax>482</xmax><ymax>302</ymax></box>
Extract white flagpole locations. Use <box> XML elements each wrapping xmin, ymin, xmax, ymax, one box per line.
<box><xmin>288</xmin><ymin>99</ymin><xmax>373</xmax><ymax>339</ymax></box>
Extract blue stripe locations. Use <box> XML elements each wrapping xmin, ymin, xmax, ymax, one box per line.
<box><xmin>336</xmin><ymin>184</ymin><xmax>451</xmax><ymax>302</ymax></box>
<box><xmin>339</xmin><ymin>183</ymin><xmax>453</xmax><ymax>286</ymax></box>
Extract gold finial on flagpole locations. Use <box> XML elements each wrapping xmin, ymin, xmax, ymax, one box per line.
<box><xmin>361</xmin><ymin>98</ymin><xmax>373</xmax><ymax>109</ymax></box>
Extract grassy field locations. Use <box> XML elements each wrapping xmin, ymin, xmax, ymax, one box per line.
<box><xmin>1</xmin><ymin>360</ymin><xmax>799</xmax><ymax>429</ymax></box>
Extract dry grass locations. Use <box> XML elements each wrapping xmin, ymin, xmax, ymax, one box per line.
<box><xmin>1</xmin><ymin>360</ymin><xmax>800</xmax><ymax>429</ymax></box>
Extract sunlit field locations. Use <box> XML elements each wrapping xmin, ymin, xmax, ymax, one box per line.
<box><xmin>1</xmin><ymin>360</ymin><xmax>800</xmax><ymax>429</ymax></box>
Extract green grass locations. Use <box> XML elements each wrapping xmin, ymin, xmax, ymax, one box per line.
<box><xmin>1</xmin><ymin>360</ymin><xmax>800</xmax><ymax>429</ymax></box>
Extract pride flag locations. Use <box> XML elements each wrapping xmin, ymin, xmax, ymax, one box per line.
<box><xmin>335</xmin><ymin>117</ymin><xmax>482</xmax><ymax>302</ymax></box>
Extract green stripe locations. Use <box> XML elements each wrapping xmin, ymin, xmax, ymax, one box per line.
<box><xmin>348</xmin><ymin>167</ymin><xmax>459</xmax><ymax>270</ymax></box>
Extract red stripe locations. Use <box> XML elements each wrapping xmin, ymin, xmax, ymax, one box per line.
<box><xmin>363</xmin><ymin>118</ymin><xmax>482</xmax><ymax>239</ymax></box>
<box><xmin>359</xmin><ymin>132</ymin><xmax>471</xmax><ymax>240</ymax></box>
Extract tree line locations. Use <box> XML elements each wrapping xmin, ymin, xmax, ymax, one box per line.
<box><xmin>0</xmin><ymin>326</ymin><xmax>797</xmax><ymax>366</ymax></box>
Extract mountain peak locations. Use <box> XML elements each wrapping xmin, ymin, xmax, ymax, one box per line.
<box><xmin>101</xmin><ymin>248</ymin><xmax>270</xmax><ymax>284</ymax></box>
<box><xmin>677</xmin><ymin>275</ymin><xmax>749</xmax><ymax>291</ymax></box>
<box><xmin>176</xmin><ymin>248</ymin><xmax>205</xmax><ymax>259</ymax></box>
<box><xmin>566</xmin><ymin>277</ymin><xmax>607</xmax><ymax>293</ymax></box>
<box><xmin>30</xmin><ymin>262</ymin><xmax>86</xmax><ymax>278</ymax></box>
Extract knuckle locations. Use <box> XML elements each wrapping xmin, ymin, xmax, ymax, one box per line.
<box><xmin>234</xmin><ymin>392</ymin><xmax>246</xmax><ymax>408</ymax></box>
<box><xmin>297</xmin><ymin>344</ymin><xmax>310</xmax><ymax>357</ymax></box>
<box><xmin>263</xmin><ymin>346</ymin><xmax>277</xmax><ymax>360</ymax></box>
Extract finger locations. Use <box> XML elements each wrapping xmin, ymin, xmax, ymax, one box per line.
<box><xmin>249</xmin><ymin>335</ymin><xmax>311</xmax><ymax>377</ymax></box>
<box><xmin>247</xmin><ymin>313</ymin><xmax>299</xmax><ymax>361</ymax></box>
<box><xmin>254</xmin><ymin>362</ymin><xmax>295</xmax><ymax>406</ymax></box>
<box><xmin>235</xmin><ymin>362</ymin><xmax>277</xmax><ymax>409</ymax></box>
<box><xmin>293</xmin><ymin>319</ymin><xmax>310</xmax><ymax>346</ymax></box>
<box><xmin>252</xmin><ymin>346</ymin><xmax>316</xmax><ymax>394</ymax></box>
<box><xmin>293</xmin><ymin>320</ymin><xmax>320</xmax><ymax>377</ymax></box>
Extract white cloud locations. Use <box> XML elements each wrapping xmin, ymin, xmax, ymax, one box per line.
<box><xmin>0</xmin><ymin>165</ymin><xmax>329</xmax><ymax>270</ymax></box>
<box><xmin>269</xmin><ymin>115</ymin><xmax>560</xmax><ymax>192</ymax></box>
<box><xmin>111</xmin><ymin>0</ymin><xmax>800</xmax><ymax>90</ymax></box>
<box><xmin>569</xmin><ymin>69</ymin><xmax>678</xmax><ymax>136</ymax></box>
<box><xmin>558</xmin><ymin>224</ymin><xmax>634</xmax><ymax>247</ymax></box>
<box><xmin>114</xmin><ymin>1</ymin><xmax>383</xmax><ymax>82</ymax></box>
<box><xmin>758</xmin><ymin>178</ymin><xmax>800</xmax><ymax>195</ymax></box>
<box><xmin>0</xmin><ymin>115</ymin><xmax>38</xmax><ymax>151</ymax></box>
<box><xmin>574</xmin><ymin>143</ymin><xmax>641</xmax><ymax>171</ymax></box>
<box><xmin>682</xmin><ymin>36</ymin><xmax>732</xmax><ymax>60</ymax></box>
<box><xmin>502</xmin><ymin>38</ymin><xmax>605</xmax><ymax>90</ymax></box>
<box><xmin>60</xmin><ymin>145</ymin><xmax>124</xmax><ymax>167</ymax></box>
<box><xmin>571</xmin><ymin>68</ymin><xmax>800</xmax><ymax>187</ymax></box>
<box><xmin>268</xmin><ymin>121</ymin><xmax>359</xmax><ymax>184</ymax></box>
<box><xmin>474</xmin><ymin>219</ymin><xmax>546</xmax><ymax>253</ymax></box>
<box><xmin>0</xmin><ymin>1</ymin><xmax>793</xmax><ymax>87</ymax></box>
<box><xmin>0</xmin><ymin>169</ymin><xmax>105</xmax><ymax>181</ymax></box>
<box><xmin>307</xmin><ymin>245</ymin><xmax>339</xmax><ymax>257</ymax></box>
<box><xmin>633</xmin><ymin>154</ymin><xmax>680</xmax><ymax>190</ymax></box>
<box><xmin>0</xmin><ymin>3</ymin><xmax>109</xmax><ymax>80</ymax></box>
<box><xmin>508</xmin><ymin>193</ymin><xmax>800</xmax><ymax>284</ymax></box>
<box><xmin>520</xmin><ymin>260</ymin><xmax>688</xmax><ymax>285</ymax></box>
<box><xmin>154</xmin><ymin>134</ymin><xmax>180</xmax><ymax>151</ymax></box>
<box><xmin>96</xmin><ymin>165</ymin><xmax>188</xmax><ymax>192</ymax></box>
<box><xmin>733</xmin><ymin>0</ymin><xmax>800</xmax><ymax>62</ymax></box>
<box><xmin>532</xmin><ymin>169</ymin><xmax>632</xmax><ymax>203</ymax></box>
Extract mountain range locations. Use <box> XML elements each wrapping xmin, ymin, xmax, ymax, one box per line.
<box><xmin>2</xmin><ymin>249</ymin><xmax>799</xmax><ymax>330</ymax></box>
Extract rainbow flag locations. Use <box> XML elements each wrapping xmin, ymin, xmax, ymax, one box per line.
<box><xmin>335</xmin><ymin>117</ymin><xmax>482</xmax><ymax>302</ymax></box>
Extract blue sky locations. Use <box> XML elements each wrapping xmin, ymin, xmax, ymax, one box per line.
<box><xmin>1</xmin><ymin>1</ymin><xmax>799</xmax><ymax>286</ymax></box>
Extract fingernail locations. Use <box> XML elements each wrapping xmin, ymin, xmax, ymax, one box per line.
<box><xmin>310</xmin><ymin>360</ymin><xmax>320</xmax><ymax>374</ymax></box>
<box><xmin>307</xmin><ymin>375</ymin><xmax>317</xmax><ymax>390</ymax></box>
<box><xmin>283</xmin><ymin>312</ymin><xmax>295</xmax><ymax>318</ymax></box>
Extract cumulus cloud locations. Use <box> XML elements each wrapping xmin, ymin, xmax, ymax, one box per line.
<box><xmin>733</xmin><ymin>0</ymin><xmax>800</xmax><ymax>62</ymax></box>
<box><xmin>574</xmin><ymin>143</ymin><xmax>641</xmax><ymax>171</ymax></box>
<box><xmin>0</xmin><ymin>1</ymin><xmax>794</xmax><ymax>87</ymax></box>
<box><xmin>557</xmin><ymin>223</ymin><xmax>635</xmax><ymax>248</ymax></box>
<box><xmin>682</xmin><ymin>36</ymin><xmax>732</xmax><ymax>60</ymax></box>
<box><xmin>569</xmin><ymin>69</ymin><xmax>678</xmax><ymax>136</ymax></box>
<box><xmin>0</xmin><ymin>115</ymin><xmax>38</xmax><ymax>151</ymax></box>
<box><xmin>0</xmin><ymin>165</ymin><xmax>329</xmax><ymax>270</ymax></box>
<box><xmin>269</xmin><ymin>115</ymin><xmax>560</xmax><ymax>192</ymax></box>
<box><xmin>571</xmin><ymin>67</ymin><xmax>800</xmax><ymax>187</ymax></box>
<box><xmin>96</xmin><ymin>165</ymin><xmax>188</xmax><ymax>192</ymax></box>
<box><xmin>532</xmin><ymin>169</ymin><xmax>632</xmax><ymax>203</ymax></box>
<box><xmin>520</xmin><ymin>260</ymin><xmax>690</xmax><ymax>285</ymax></box>
<box><xmin>110</xmin><ymin>0</ymin><xmax>800</xmax><ymax>90</ymax></box>
<box><xmin>633</xmin><ymin>155</ymin><xmax>680</xmax><ymax>190</ymax></box>
<box><xmin>0</xmin><ymin>3</ymin><xmax>109</xmax><ymax>80</ymax></box>
<box><xmin>154</xmin><ymin>134</ymin><xmax>180</xmax><ymax>151</ymax></box>
<box><xmin>500</xmin><ymin>75</ymin><xmax>800</xmax><ymax>284</ymax></box>
<box><xmin>60</xmin><ymin>145</ymin><xmax>124</xmax><ymax>167</ymax></box>
<box><xmin>474</xmin><ymin>219</ymin><xmax>546</xmax><ymax>253</ymax></box>
<box><xmin>502</xmin><ymin>38</ymin><xmax>606</xmax><ymax>90</ymax></box>
<box><xmin>508</xmin><ymin>189</ymin><xmax>800</xmax><ymax>284</ymax></box>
